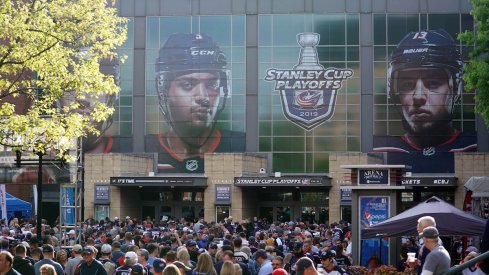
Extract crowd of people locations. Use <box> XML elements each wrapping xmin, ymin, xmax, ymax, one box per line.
<box><xmin>0</xmin><ymin>215</ymin><xmax>487</xmax><ymax>275</ymax></box>
<box><xmin>0</xmin><ymin>216</ymin><xmax>355</xmax><ymax>275</ymax></box>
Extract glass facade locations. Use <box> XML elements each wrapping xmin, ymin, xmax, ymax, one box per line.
<box><xmin>106</xmin><ymin>19</ymin><xmax>135</xmax><ymax>137</ymax></box>
<box><xmin>258</xmin><ymin>14</ymin><xmax>361</xmax><ymax>173</ymax></box>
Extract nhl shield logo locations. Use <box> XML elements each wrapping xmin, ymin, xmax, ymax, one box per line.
<box><xmin>265</xmin><ymin>33</ymin><xmax>353</xmax><ymax>130</ymax></box>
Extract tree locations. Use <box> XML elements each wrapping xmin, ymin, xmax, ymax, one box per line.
<box><xmin>458</xmin><ymin>0</ymin><xmax>489</xmax><ymax>125</ymax></box>
<box><xmin>0</xmin><ymin>0</ymin><xmax>127</xmax><ymax>159</ymax></box>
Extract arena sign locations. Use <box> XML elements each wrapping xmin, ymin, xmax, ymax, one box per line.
<box><xmin>265</xmin><ymin>32</ymin><xmax>353</xmax><ymax>130</ymax></box>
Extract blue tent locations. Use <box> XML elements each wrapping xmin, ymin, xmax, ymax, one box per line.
<box><xmin>1</xmin><ymin>193</ymin><xmax>32</xmax><ymax>220</ymax></box>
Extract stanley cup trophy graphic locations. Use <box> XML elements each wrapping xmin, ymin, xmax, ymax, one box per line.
<box><xmin>294</xmin><ymin>33</ymin><xmax>324</xmax><ymax>70</ymax></box>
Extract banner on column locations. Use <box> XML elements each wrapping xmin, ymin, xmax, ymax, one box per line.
<box><xmin>60</xmin><ymin>186</ymin><xmax>75</xmax><ymax>225</ymax></box>
<box><xmin>0</xmin><ymin>185</ymin><xmax>7</xmax><ymax>221</ymax></box>
<box><xmin>359</xmin><ymin>196</ymin><xmax>389</xmax><ymax>267</ymax></box>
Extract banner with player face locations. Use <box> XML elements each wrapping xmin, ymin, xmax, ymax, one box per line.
<box><xmin>145</xmin><ymin>16</ymin><xmax>246</xmax><ymax>173</ymax></box>
<box><xmin>372</xmin><ymin>14</ymin><xmax>476</xmax><ymax>173</ymax></box>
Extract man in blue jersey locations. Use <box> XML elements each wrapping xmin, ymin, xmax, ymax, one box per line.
<box><xmin>373</xmin><ymin>29</ymin><xmax>477</xmax><ymax>172</ymax></box>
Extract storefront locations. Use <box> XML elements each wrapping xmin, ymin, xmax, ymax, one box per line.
<box><xmin>235</xmin><ymin>176</ymin><xmax>331</xmax><ymax>224</ymax></box>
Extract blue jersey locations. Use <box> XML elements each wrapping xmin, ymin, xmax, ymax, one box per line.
<box><xmin>373</xmin><ymin>131</ymin><xmax>477</xmax><ymax>173</ymax></box>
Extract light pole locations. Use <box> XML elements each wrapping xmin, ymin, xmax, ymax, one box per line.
<box><xmin>36</xmin><ymin>151</ymin><xmax>43</xmax><ymax>243</ymax></box>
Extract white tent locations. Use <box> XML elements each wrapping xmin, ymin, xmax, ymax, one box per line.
<box><xmin>465</xmin><ymin>176</ymin><xmax>489</xmax><ymax>197</ymax></box>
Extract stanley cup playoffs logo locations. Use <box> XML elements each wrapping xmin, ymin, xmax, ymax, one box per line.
<box><xmin>265</xmin><ymin>33</ymin><xmax>353</xmax><ymax>130</ymax></box>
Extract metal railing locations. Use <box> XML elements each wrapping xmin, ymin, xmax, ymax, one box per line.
<box><xmin>443</xmin><ymin>250</ymin><xmax>489</xmax><ymax>274</ymax></box>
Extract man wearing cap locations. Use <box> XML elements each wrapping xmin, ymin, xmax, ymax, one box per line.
<box><xmin>414</xmin><ymin>216</ymin><xmax>438</xmax><ymax>274</ymax></box>
<box><xmin>12</xmin><ymin>244</ymin><xmax>34</xmax><ymax>275</ymax></box>
<box><xmin>208</xmin><ymin>243</ymin><xmax>218</xmax><ymax>265</ymax></box>
<box><xmin>114</xmin><ymin>251</ymin><xmax>145</xmax><ymax>275</ymax></box>
<box><xmin>185</xmin><ymin>240</ymin><xmax>199</xmax><ymax>262</ymax></box>
<box><xmin>152</xmin><ymin>258</ymin><xmax>166</xmax><ymax>275</ymax></box>
<box><xmin>65</xmin><ymin>244</ymin><xmax>83</xmax><ymax>275</ymax></box>
<box><xmin>112</xmin><ymin>241</ymin><xmax>124</xmax><ymax>266</ymax></box>
<box><xmin>99</xmin><ymin>244</ymin><xmax>116</xmax><ymax>275</ymax></box>
<box><xmin>33</xmin><ymin>244</ymin><xmax>64</xmax><ymax>275</ymax></box>
<box><xmin>420</xmin><ymin>226</ymin><xmax>451</xmax><ymax>275</ymax></box>
<box><xmin>319</xmin><ymin>251</ymin><xmax>346</xmax><ymax>275</ymax></box>
<box><xmin>79</xmin><ymin>246</ymin><xmax>107</xmax><ymax>275</ymax></box>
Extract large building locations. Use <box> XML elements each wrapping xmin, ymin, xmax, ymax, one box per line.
<box><xmin>2</xmin><ymin>0</ymin><xmax>489</xmax><ymax>265</ymax></box>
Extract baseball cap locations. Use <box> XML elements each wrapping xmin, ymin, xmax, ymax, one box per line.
<box><xmin>129</xmin><ymin>264</ymin><xmax>144</xmax><ymax>275</ymax></box>
<box><xmin>153</xmin><ymin>258</ymin><xmax>167</xmax><ymax>273</ymax></box>
<box><xmin>68</xmin><ymin>229</ymin><xmax>76</xmax><ymax>235</ymax></box>
<box><xmin>320</xmin><ymin>250</ymin><xmax>336</xmax><ymax>260</ymax></box>
<box><xmin>173</xmin><ymin>261</ymin><xmax>191</xmax><ymax>271</ymax></box>
<box><xmin>185</xmin><ymin>240</ymin><xmax>197</xmax><ymax>247</ymax></box>
<box><xmin>125</xmin><ymin>251</ymin><xmax>138</xmax><ymax>261</ymax></box>
<box><xmin>209</xmin><ymin>243</ymin><xmax>218</xmax><ymax>249</ymax></box>
<box><xmin>101</xmin><ymin>244</ymin><xmax>112</xmax><ymax>254</ymax></box>
<box><xmin>21</xmin><ymin>241</ymin><xmax>30</xmax><ymax>249</ymax></box>
<box><xmin>42</xmin><ymin>244</ymin><xmax>54</xmax><ymax>253</ymax></box>
<box><xmin>72</xmin><ymin>244</ymin><xmax>83</xmax><ymax>253</ymax></box>
<box><xmin>82</xmin><ymin>247</ymin><xmax>94</xmax><ymax>254</ymax></box>
<box><xmin>272</xmin><ymin>268</ymin><xmax>289</xmax><ymax>275</ymax></box>
<box><xmin>420</xmin><ymin>226</ymin><xmax>439</xmax><ymax>239</ymax></box>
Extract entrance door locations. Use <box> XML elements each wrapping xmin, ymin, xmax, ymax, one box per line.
<box><xmin>142</xmin><ymin>206</ymin><xmax>155</xmax><ymax>221</ymax></box>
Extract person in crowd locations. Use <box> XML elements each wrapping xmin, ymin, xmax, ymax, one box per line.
<box><xmin>255</xmin><ymin>250</ymin><xmax>273</xmax><ymax>275</ymax></box>
<box><xmin>65</xmin><ymin>244</ymin><xmax>83</xmax><ymax>275</ymax></box>
<box><xmin>0</xmin><ymin>251</ymin><xmax>21</xmax><ymax>275</ymax></box>
<box><xmin>12</xmin><ymin>244</ymin><xmax>35</xmax><ymax>275</ymax></box>
<box><xmin>78</xmin><ymin>246</ymin><xmax>107</xmax><ymax>275</ymax></box>
<box><xmin>192</xmin><ymin>253</ymin><xmax>217</xmax><ymax>275</ymax></box>
<box><xmin>137</xmin><ymin>249</ymin><xmax>153</xmax><ymax>275</ymax></box>
<box><xmin>272</xmin><ymin>256</ymin><xmax>285</xmax><ymax>270</ymax></box>
<box><xmin>420</xmin><ymin>227</ymin><xmax>451</xmax><ymax>275</ymax></box>
<box><xmin>152</xmin><ymin>258</ymin><xmax>167</xmax><ymax>275</ymax></box>
<box><xmin>294</xmin><ymin>257</ymin><xmax>318</xmax><ymax>275</ymax></box>
<box><xmin>163</xmin><ymin>264</ymin><xmax>181</xmax><ymax>275</ymax></box>
<box><xmin>55</xmin><ymin>249</ymin><xmax>68</xmax><ymax>270</ymax></box>
<box><xmin>396</xmin><ymin>243</ymin><xmax>409</xmax><ymax>272</ymax></box>
<box><xmin>319</xmin><ymin>250</ymin><xmax>347</xmax><ymax>275</ymax></box>
<box><xmin>39</xmin><ymin>264</ymin><xmax>56</xmax><ymax>275</ymax></box>
<box><xmin>33</xmin><ymin>245</ymin><xmax>64</xmax><ymax>275</ymax></box>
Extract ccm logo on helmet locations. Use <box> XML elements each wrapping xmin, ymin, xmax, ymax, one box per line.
<box><xmin>191</xmin><ymin>50</ymin><xmax>215</xmax><ymax>56</ymax></box>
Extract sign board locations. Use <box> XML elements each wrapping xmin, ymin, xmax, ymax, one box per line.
<box><xmin>94</xmin><ymin>185</ymin><xmax>110</xmax><ymax>203</ymax></box>
<box><xmin>359</xmin><ymin>196</ymin><xmax>389</xmax><ymax>266</ymax></box>
<box><xmin>399</xmin><ymin>176</ymin><xmax>456</xmax><ymax>186</ymax></box>
<box><xmin>358</xmin><ymin>169</ymin><xmax>389</xmax><ymax>185</ymax></box>
<box><xmin>234</xmin><ymin>177</ymin><xmax>330</xmax><ymax>186</ymax></box>
<box><xmin>215</xmin><ymin>184</ymin><xmax>231</xmax><ymax>204</ymax></box>
<box><xmin>340</xmin><ymin>187</ymin><xmax>352</xmax><ymax>205</ymax></box>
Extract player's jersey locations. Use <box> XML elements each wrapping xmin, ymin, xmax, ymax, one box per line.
<box><xmin>146</xmin><ymin>129</ymin><xmax>245</xmax><ymax>173</ymax></box>
<box><xmin>321</xmin><ymin>265</ymin><xmax>347</xmax><ymax>275</ymax></box>
<box><xmin>373</xmin><ymin>131</ymin><xmax>477</xmax><ymax>173</ymax></box>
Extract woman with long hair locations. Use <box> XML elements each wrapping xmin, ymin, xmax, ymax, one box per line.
<box><xmin>177</xmin><ymin>247</ymin><xmax>194</xmax><ymax>268</ymax></box>
<box><xmin>192</xmin><ymin>253</ymin><xmax>217</xmax><ymax>275</ymax></box>
<box><xmin>163</xmin><ymin>264</ymin><xmax>181</xmax><ymax>275</ymax></box>
<box><xmin>220</xmin><ymin>261</ymin><xmax>236</xmax><ymax>275</ymax></box>
<box><xmin>335</xmin><ymin>244</ymin><xmax>352</xmax><ymax>268</ymax></box>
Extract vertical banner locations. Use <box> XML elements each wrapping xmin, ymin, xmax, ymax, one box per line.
<box><xmin>0</xmin><ymin>185</ymin><xmax>7</xmax><ymax>221</ymax></box>
<box><xmin>359</xmin><ymin>196</ymin><xmax>389</xmax><ymax>267</ymax></box>
<box><xmin>60</xmin><ymin>186</ymin><xmax>75</xmax><ymax>225</ymax></box>
<box><xmin>32</xmin><ymin>185</ymin><xmax>37</xmax><ymax>215</ymax></box>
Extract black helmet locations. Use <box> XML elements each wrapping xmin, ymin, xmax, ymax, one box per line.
<box><xmin>387</xmin><ymin>29</ymin><xmax>463</xmax><ymax>112</ymax></box>
<box><xmin>155</xmin><ymin>33</ymin><xmax>229</xmax><ymax>123</ymax></box>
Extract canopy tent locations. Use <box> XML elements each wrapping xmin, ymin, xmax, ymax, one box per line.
<box><xmin>1</xmin><ymin>193</ymin><xmax>32</xmax><ymax>220</ymax></box>
<box><xmin>362</xmin><ymin>196</ymin><xmax>486</xmax><ymax>238</ymax></box>
<box><xmin>465</xmin><ymin>176</ymin><xmax>489</xmax><ymax>197</ymax></box>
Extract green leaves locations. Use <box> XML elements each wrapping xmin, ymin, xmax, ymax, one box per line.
<box><xmin>459</xmin><ymin>0</ymin><xmax>489</xmax><ymax>125</ymax></box>
<box><xmin>0</xmin><ymin>0</ymin><xmax>127</xmax><ymax>159</ymax></box>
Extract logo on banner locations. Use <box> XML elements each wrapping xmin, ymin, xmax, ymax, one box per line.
<box><xmin>265</xmin><ymin>32</ymin><xmax>353</xmax><ymax>130</ymax></box>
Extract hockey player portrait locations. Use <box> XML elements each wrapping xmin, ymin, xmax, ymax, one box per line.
<box><xmin>147</xmin><ymin>33</ymin><xmax>245</xmax><ymax>173</ymax></box>
<box><xmin>373</xmin><ymin>29</ymin><xmax>477</xmax><ymax>172</ymax></box>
